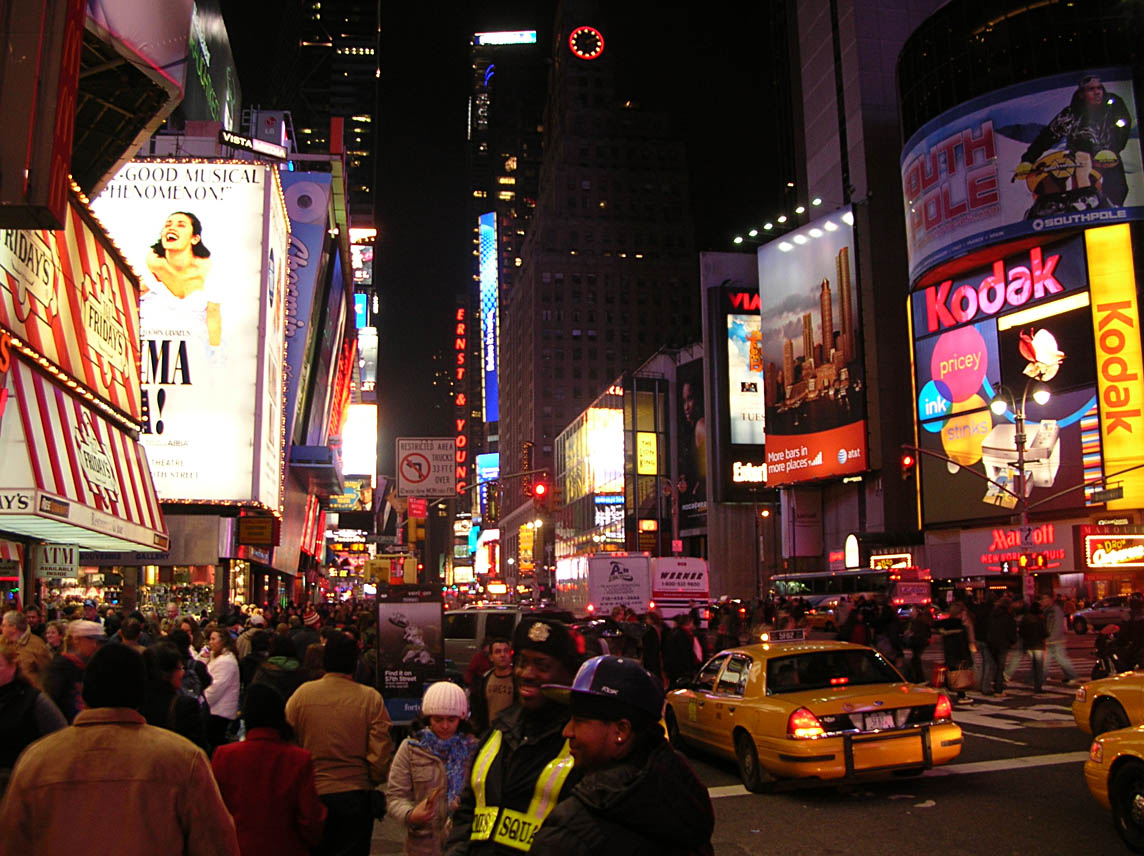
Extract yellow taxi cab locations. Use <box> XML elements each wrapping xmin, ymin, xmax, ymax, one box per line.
<box><xmin>1072</xmin><ymin>672</ymin><xmax>1143</xmax><ymax>736</ymax></box>
<box><xmin>806</xmin><ymin>596</ymin><xmax>844</xmax><ymax>632</ymax></box>
<box><xmin>1083</xmin><ymin>725</ymin><xmax>1144</xmax><ymax>851</ymax></box>
<box><xmin>664</xmin><ymin>628</ymin><xmax>962</xmax><ymax>792</ymax></box>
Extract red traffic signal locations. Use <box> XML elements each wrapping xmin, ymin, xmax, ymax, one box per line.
<box><xmin>533</xmin><ymin>481</ymin><xmax>548</xmax><ymax>499</ymax></box>
<box><xmin>900</xmin><ymin>450</ymin><xmax>916</xmax><ymax>480</ymax></box>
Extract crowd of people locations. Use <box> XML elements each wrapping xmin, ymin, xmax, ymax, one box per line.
<box><xmin>0</xmin><ymin>598</ymin><xmax>716</xmax><ymax>856</ymax></box>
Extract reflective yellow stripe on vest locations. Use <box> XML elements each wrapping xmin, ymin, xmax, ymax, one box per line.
<box><xmin>468</xmin><ymin>731</ymin><xmax>575</xmax><ymax>851</ymax></box>
<box><xmin>470</xmin><ymin>729</ymin><xmax>503</xmax><ymax>841</ymax></box>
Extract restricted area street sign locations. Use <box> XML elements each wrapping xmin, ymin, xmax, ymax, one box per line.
<box><xmin>396</xmin><ymin>437</ymin><xmax>456</xmax><ymax>497</ymax></box>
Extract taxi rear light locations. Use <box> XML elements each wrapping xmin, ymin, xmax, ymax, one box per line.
<box><xmin>1090</xmin><ymin>741</ymin><xmax>1104</xmax><ymax>764</ymax></box>
<box><xmin>587</xmin><ymin>603</ymin><xmax>595</xmax><ymax>613</ymax></box>
<box><xmin>934</xmin><ymin>694</ymin><xmax>953</xmax><ymax>721</ymax></box>
<box><xmin>788</xmin><ymin>708</ymin><xmax>825</xmax><ymax>739</ymax></box>
<box><xmin>829</xmin><ymin>676</ymin><xmax>848</xmax><ymax>686</ymax></box>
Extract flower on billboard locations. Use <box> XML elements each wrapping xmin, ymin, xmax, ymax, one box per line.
<box><xmin>1019</xmin><ymin>328</ymin><xmax>1064</xmax><ymax>381</ymax></box>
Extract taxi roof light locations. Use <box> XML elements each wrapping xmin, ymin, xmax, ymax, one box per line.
<box><xmin>787</xmin><ymin>707</ymin><xmax>825</xmax><ymax>739</ymax></box>
<box><xmin>934</xmin><ymin>694</ymin><xmax>953</xmax><ymax>722</ymax></box>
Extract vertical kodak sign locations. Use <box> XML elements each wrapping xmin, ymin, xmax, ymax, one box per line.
<box><xmin>1087</xmin><ymin>224</ymin><xmax>1144</xmax><ymax>510</ymax></box>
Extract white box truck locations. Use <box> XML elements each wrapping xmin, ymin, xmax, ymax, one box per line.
<box><xmin>555</xmin><ymin>553</ymin><xmax>709</xmax><ymax>620</ymax></box>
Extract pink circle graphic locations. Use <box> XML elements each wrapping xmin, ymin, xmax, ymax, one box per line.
<box><xmin>929</xmin><ymin>325</ymin><xmax>988</xmax><ymax>403</ymax></box>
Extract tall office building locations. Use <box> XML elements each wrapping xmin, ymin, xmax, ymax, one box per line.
<box><xmin>250</xmin><ymin>0</ymin><xmax>380</xmax><ymax>225</ymax></box>
<box><xmin>496</xmin><ymin>0</ymin><xmax>699</xmax><ymax>567</ymax></box>
<box><xmin>467</xmin><ymin>28</ymin><xmax>549</xmax><ymax>450</ymax></box>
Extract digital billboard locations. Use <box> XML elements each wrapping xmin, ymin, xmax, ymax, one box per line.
<box><xmin>757</xmin><ymin>208</ymin><xmax>866</xmax><ymax>485</ymax></box>
<box><xmin>909</xmin><ymin>230</ymin><xmax>1123</xmax><ymax>525</ymax></box>
<box><xmin>281</xmin><ymin>171</ymin><xmax>332</xmax><ymax>443</ymax></box>
<box><xmin>901</xmin><ymin>67</ymin><xmax>1144</xmax><ymax>284</ymax></box>
<box><xmin>676</xmin><ymin>358</ymin><xmax>707</xmax><ymax>530</ymax></box>
<box><xmin>92</xmin><ymin>160</ymin><xmax>287</xmax><ymax>506</ymax></box>
<box><xmin>475</xmin><ymin>452</ymin><xmax>499</xmax><ymax>523</ymax></box>
<box><xmin>478</xmin><ymin>212</ymin><xmax>499</xmax><ymax>423</ymax></box>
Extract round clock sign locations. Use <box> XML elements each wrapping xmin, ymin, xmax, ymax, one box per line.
<box><xmin>568</xmin><ymin>25</ymin><xmax>604</xmax><ymax>60</ymax></box>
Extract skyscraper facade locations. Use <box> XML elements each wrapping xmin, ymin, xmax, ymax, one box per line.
<box><xmin>496</xmin><ymin>0</ymin><xmax>699</xmax><ymax>578</ymax></box>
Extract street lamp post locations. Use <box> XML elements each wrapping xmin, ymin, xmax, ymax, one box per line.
<box><xmin>991</xmin><ymin>380</ymin><xmax>1051</xmax><ymax>599</ymax></box>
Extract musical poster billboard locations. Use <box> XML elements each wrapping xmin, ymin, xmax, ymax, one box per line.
<box><xmin>92</xmin><ymin>160</ymin><xmax>287</xmax><ymax>507</ymax></box>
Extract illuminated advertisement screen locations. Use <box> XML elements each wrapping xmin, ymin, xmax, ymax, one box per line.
<box><xmin>354</xmin><ymin>293</ymin><xmax>368</xmax><ymax>327</ymax></box>
<box><xmin>358</xmin><ymin>327</ymin><xmax>377</xmax><ymax>400</ymax></box>
<box><xmin>478</xmin><ymin>212</ymin><xmax>499</xmax><ymax>422</ymax></box>
<box><xmin>676</xmin><ymin>359</ymin><xmax>707</xmax><ymax>529</ymax></box>
<box><xmin>910</xmin><ymin>231</ymin><xmax>1110</xmax><ymax>525</ymax></box>
<box><xmin>341</xmin><ymin>404</ymin><xmax>377</xmax><ymax>481</ymax></box>
<box><xmin>727</xmin><ymin>311</ymin><xmax>765</xmax><ymax>444</ymax></box>
<box><xmin>758</xmin><ymin>208</ymin><xmax>866</xmax><ymax>484</ymax></box>
<box><xmin>901</xmin><ymin>67</ymin><xmax>1144</xmax><ymax>284</ymax></box>
<box><xmin>351</xmin><ymin>244</ymin><xmax>373</xmax><ymax>287</ymax></box>
<box><xmin>281</xmin><ymin>171</ymin><xmax>332</xmax><ymax>442</ymax></box>
<box><xmin>92</xmin><ymin>161</ymin><xmax>284</xmax><ymax>504</ymax></box>
<box><xmin>475</xmin><ymin>452</ymin><xmax>499</xmax><ymax>521</ymax></box>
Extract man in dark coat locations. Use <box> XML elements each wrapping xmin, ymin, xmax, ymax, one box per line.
<box><xmin>662</xmin><ymin>614</ymin><xmax>701</xmax><ymax>687</ymax></box>
<box><xmin>531</xmin><ymin>655</ymin><xmax>714</xmax><ymax>855</ymax></box>
<box><xmin>984</xmin><ymin>597</ymin><xmax>1017</xmax><ymax>696</ymax></box>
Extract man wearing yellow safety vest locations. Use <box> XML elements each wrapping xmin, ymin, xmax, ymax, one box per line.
<box><xmin>445</xmin><ymin>617</ymin><xmax>583</xmax><ymax>854</ymax></box>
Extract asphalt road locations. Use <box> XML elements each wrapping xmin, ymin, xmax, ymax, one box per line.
<box><xmin>372</xmin><ymin>633</ymin><xmax>1124</xmax><ymax>854</ymax></box>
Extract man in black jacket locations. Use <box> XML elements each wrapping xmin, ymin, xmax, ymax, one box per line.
<box><xmin>531</xmin><ymin>655</ymin><xmax>715</xmax><ymax>855</ymax></box>
<box><xmin>445</xmin><ymin>618</ymin><xmax>582</xmax><ymax>855</ymax></box>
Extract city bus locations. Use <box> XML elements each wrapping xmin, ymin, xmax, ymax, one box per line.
<box><xmin>768</xmin><ymin>567</ymin><xmax>932</xmax><ymax>607</ymax></box>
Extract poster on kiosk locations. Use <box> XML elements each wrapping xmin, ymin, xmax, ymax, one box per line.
<box><xmin>92</xmin><ymin>161</ymin><xmax>288</xmax><ymax>510</ymax></box>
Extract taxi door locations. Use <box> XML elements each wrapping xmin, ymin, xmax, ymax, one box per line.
<box><xmin>708</xmin><ymin>653</ymin><xmax>752</xmax><ymax>756</ymax></box>
<box><xmin>686</xmin><ymin>653</ymin><xmax>730</xmax><ymax>747</ymax></box>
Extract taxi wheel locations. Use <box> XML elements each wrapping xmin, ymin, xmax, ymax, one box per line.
<box><xmin>735</xmin><ymin>732</ymin><xmax>772</xmax><ymax>794</ymax></box>
<box><xmin>665</xmin><ymin>708</ymin><xmax>687</xmax><ymax>751</ymax></box>
<box><xmin>1093</xmin><ymin>700</ymin><xmax>1131</xmax><ymax>736</ymax></box>
<box><xmin>1110</xmin><ymin>760</ymin><xmax>1144</xmax><ymax>851</ymax></box>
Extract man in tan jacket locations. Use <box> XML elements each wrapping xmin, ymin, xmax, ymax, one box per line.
<box><xmin>286</xmin><ymin>630</ymin><xmax>393</xmax><ymax>856</ymax></box>
<box><xmin>1</xmin><ymin>609</ymin><xmax>51</xmax><ymax>689</ymax></box>
<box><xmin>0</xmin><ymin>643</ymin><xmax>239</xmax><ymax>855</ymax></box>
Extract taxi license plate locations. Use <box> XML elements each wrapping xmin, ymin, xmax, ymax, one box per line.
<box><xmin>864</xmin><ymin>712</ymin><xmax>895</xmax><ymax>731</ymax></box>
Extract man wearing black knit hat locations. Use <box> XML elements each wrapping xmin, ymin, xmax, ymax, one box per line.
<box><xmin>445</xmin><ymin>616</ymin><xmax>583</xmax><ymax>855</ymax></box>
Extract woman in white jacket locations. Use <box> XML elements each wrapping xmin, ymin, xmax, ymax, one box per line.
<box><xmin>196</xmin><ymin>627</ymin><xmax>240</xmax><ymax>753</ymax></box>
<box><xmin>387</xmin><ymin>681</ymin><xmax>477</xmax><ymax>855</ymax></box>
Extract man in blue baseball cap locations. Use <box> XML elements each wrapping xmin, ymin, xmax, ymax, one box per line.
<box><xmin>531</xmin><ymin>655</ymin><xmax>715</xmax><ymax>855</ymax></box>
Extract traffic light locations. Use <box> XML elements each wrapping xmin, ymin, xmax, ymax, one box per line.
<box><xmin>533</xmin><ymin>479</ymin><xmax>549</xmax><ymax>510</ymax></box>
<box><xmin>1035</xmin><ymin>553</ymin><xmax>1047</xmax><ymax>569</ymax></box>
<box><xmin>900</xmin><ymin>448</ymin><xmax>917</xmax><ymax>480</ymax></box>
<box><xmin>1018</xmin><ymin>553</ymin><xmax>1030</xmax><ymax>570</ymax></box>
<box><xmin>550</xmin><ymin>483</ymin><xmax>563</xmax><ymax>510</ymax></box>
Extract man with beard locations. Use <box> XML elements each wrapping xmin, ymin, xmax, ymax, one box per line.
<box><xmin>445</xmin><ymin>617</ymin><xmax>582</xmax><ymax>854</ymax></box>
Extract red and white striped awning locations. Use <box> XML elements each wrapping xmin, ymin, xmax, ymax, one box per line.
<box><xmin>0</xmin><ymin>539</ymin><xmax>21</xmax><ymax>564</ymax></box>
<box><xmin>0</xmin><ymin>357</ymin><xmax>167</xmax><ymax>552</ymax></box>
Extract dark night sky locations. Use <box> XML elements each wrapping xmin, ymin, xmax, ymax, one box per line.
<box><xmin>223</xmin><ymin>1</ymin><xmax>785</xmax><ymax>472</ymax></box>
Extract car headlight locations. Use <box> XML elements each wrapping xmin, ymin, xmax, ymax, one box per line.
<box><xmin>1075</xmin><ymin>686</ymin><xmax>1087</xmax><ymax>703</ymax></box>
<box><xmin>1090</xmin><ymin>740</ymin><xmax>1104</xmax><ymax>764</ymax></box>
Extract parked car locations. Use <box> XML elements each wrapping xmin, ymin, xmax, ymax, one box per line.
<box><xmin>443</xmin><ymin>605</ymin><xmax>574</xmax><ymax>679</ymax></box>
<box><xmin>1073</xmin><ymin>596</ymin><xmax>1137</xmax><ymax>635</ymax></box>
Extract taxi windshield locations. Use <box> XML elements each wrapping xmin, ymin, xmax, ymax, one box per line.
<box><xmin>765</xmin><ymin>649</ymin><xmax>902</xmax><ymax>694</ymax></box>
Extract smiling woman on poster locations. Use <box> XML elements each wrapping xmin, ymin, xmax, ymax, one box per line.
<box><xmin>145</xmin><ymin>211</ymin><xmax>223</xmax><ymax>348</ymax></box>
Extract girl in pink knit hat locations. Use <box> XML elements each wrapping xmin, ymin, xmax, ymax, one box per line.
<box><xmin>386</xmin><ymin>681</ymin><xmax>477</xmax><ymax>855</ymax></box>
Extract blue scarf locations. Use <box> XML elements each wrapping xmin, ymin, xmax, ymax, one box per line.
<box><xmin>411</xmin><ymin>728</ymin><xmax>477</xmax><ymax>806</ymax></box>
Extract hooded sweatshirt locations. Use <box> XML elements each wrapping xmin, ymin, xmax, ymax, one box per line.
<box><xmin>529</xmin><ymin>732</ymin><xmax>714</xmax><ymax>856</ymax></box>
